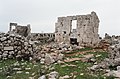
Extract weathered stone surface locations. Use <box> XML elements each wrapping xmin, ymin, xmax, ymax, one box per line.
<box><xmin>90</xmin><ymin>35</ymin><xmax>120</xmax><ymax>76</ymax></box>
<box><xmin>0</xmin><ymin>37</ymin><xmax>7</xmax><ymax>41</ymax></box>
<box><xmin>0</xmin><ymin>55</ymin><xmax>2</xmax><ymax>59</ymax></box>
<box><xmin>29</xmin><ymin>33</ymin><xmax>55</xmax><ymax>44</ymax></box>
<box><xmin>117</xmin><ymin>66</ymin><xmax>120</xmax><ymax>71</ymax></box>
<box><xmin>90</xmin><ymin>65</ymin><xmax>99</xmax><ymax>71</ymax></box>
<box><xmin>106</xmin><ymin>70</ymin><xmax>120</xmax><ymax>78</ymax></box>
<box><xmin>83</xmin><ymin>54</ymin><xmax>94</xmax><ymax>59</ymax></box>
<box><xmin>57</xmin><ymin>54</ymin><xmax>64</xmax><ymax>60</ymax></box>
<box><xmin>59</xmin><ymin>75</ymin><xmax>70</xmax><ymax>79</ymax></box>
<box><xmin>4</xmin><ymin>46</ymin><xmax>14</xmax><ymax>51</ymax></box>
<box><xmin>9</xmin><ymin>23</ymin><xmax>31</xmax><ymax>37</ymax></box>
<box><xmin>38</xmin><ymin>75</ymin><xmax>46</xmax><ymax>79</ymax></box>
<box><xmin>0</xmin><ymin>33</ymin><xmax>35</xmax><ymax>60</ymax></box>
<box><xmin>45</xmin><ymin>54</ymin><xmax>55</xmax><ymax>65</ymax></box>
<box><xmin>55</xmin><ymin>11</ymin><xmax>100</xmax><ymax>47</ymax></box>
<box><xmin>47</xmin><ymin>71</ymin><xmax>59</xmax><ymax>79</ymax></box>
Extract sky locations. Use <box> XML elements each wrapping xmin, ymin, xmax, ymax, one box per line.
<box><xmin>0</xmin><ymin>0</ymin><xmax>120</xmax><ymax>37</ymax></box>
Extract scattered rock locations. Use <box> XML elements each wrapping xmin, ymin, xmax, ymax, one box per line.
<box><xmin>0</xmin><ymin>33</ymin><xmax>35</xmax><ymax>60</ymax></box>
<box><xmin>83</xmin><ymin>54</ymin><xmax>94</xmax><ymax>59</ymax></box>
<box><xmin>45</xmin><ymin>54</ymin><xmax>55</xmax><ymax>65</ymax></box>
<box><xmin>38</xmin><ymin>75</ymin><xmax>46</xmax><ymax>79</ymax></box>
<box><xmin>4</xmin><ymin>46</ymin><xmax>14</xmax><ymax>51</ymax></box>
<box><xmin>90</xmin><ymin>65</ymin><xmax>99</xmax><ymax>71</ymax></box>
<box><xmin>47</xmin><ymin>71</ymin><xmax>59</xmax><ymax>79</ymax></box>
<box><xmin>59</xmin><ymin>75</ymin><xmax>70</xmax><ymax>79</ymax></box>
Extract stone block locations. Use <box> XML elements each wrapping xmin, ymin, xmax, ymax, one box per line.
<box><xmin>4</xmin><ymin>46</ymin><xmax>14</xmax><ymax>51</ymax></box>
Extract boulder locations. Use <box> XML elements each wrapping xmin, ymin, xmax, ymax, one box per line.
<box><xmin>45</xmin><ymin>54</ymin><xmax>55</xmax><ymax>65</ymax></box>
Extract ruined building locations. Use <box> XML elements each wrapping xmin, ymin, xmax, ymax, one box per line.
<box><xmin>30</xmin><ymin>33</ymin><xmax>55</xmax><ymax>44</ymax></box>
<box><xmin>8</xmin><ymin>11</ymin><xmax>100</xmax><ymax>47</ymax></box>
<box><xmin>9</xmin><ymin>23</ymin><xmax>31</xmax><ymax>37</ymax></box>
<box><xmin>9</xmin><ymin>23</ymin><xmax>55</xmax><ymax>43</ymax></box>
<box><xmin>55</xmin><ymin>11</ymin><xmax>100</xmax><ymax>47</ymax></box>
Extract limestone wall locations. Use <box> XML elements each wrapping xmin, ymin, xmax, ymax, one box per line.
<box><xmin>9</xmin><ymin>23</ymin><xmax>55</xmax><ymax>44</ymax></box>
<box><xmin>55</xmin><ymin>11</ymin><xmax>100</xmax><ymax>47</ymax></box>
<box><xmin>9</xmin><ymin>23</ymin><xmax>31</xmax><ymax>37</ymax></box>
<box><xmin>29</xmin><ymin>33</ymin><xmax>55</xmax><ymax>44</ymax></box>
<box><xmin>0</xmin><ymin>33</ymin><xmax>34</xmax><ymax>60</ymax></box>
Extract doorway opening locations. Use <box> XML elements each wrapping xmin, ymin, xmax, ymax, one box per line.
<box><xmin>70</xmin><ymin>38</ymin><xmax>78</xmax><ymax>45</ymax></box>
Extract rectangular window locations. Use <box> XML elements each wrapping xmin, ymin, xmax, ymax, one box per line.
<box><xmin>71</xmin><ymin>20</ymin><xmax>77</xmax><ymax>31</ymax></box>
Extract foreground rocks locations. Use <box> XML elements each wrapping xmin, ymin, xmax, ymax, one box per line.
<box><xmin>0</xmin><ymin>33</ymin><xmax>35</xmax><ymax>60</ymax></box>
<box><xmin>90</xmin><ymin>34</ymin><xmax>120</xmax><ymax>78</ymax></box>
<box><xmin>38</xmin><ymin>71</ymin><xmax>59</xmax><ymax>79</ymax></box>
<box><xmin>33</xmin><ymin>43</ymin><xmax>83</xmax><ymax>65</ymax></box>
<box><xmin>0</xmin><ymin>32</ymin><xmax>84</xmax><ymax>65</ymax></box>
<box><xmin>0</xmin><ymin>33</ymin><xmax>67</xmax><ymax>65</ymax></box>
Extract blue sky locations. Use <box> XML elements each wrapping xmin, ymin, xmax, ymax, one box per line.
<box><xmin>0</xmin><ymin>0</ymin><xmax>120</xmax><ymax>37</ymax></box>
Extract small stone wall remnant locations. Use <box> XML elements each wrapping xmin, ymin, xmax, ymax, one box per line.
<box><xmin>9</xmin><ymin>23</ymin><xmax>31</xmax><ymax>37</ymax></box>
<box><xmin>0</xmin><ymin>33</ymin><xmax>34</xmax><ymax>60</ymax></box>
<box><xmin>29</xmin><ymin>33</ymin><xmax>55</xmax><ymax>44</ymax></box>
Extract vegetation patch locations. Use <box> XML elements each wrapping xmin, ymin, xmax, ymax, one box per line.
<box><xmin>0</xmin><ymin>48</ymin><xmax>114</xmax><ymax>79</ymax></box>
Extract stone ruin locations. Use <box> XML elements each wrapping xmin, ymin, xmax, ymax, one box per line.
<box><xmin>8</xmin><ymin>12</ymin><xmax>100</xmax><ymax>48</ymax></box>
<box><xmin>9</xmin><ymin>23</ymin><xmax>31</xmax><ymax>37</ymax></box>
<box><xmin>0</xmin><ymin>11</ymin><xmax>100</xmax><ymax>61</ymax></box>
<box><xmin>0</xmin><ymin>33</ymin><xmax>35</xmax><ymax>60</ymax></box>
<box><xmin>55</xmin><ymin>11</ymin><xmax>100</xmax><ymax>47</ymax></box>
<box><xmin>89</xmin><ymin>34</ymin><xmax>120</xmax><ymax>78</ymax></box>
<box><xmin>9</xmin><ymin>23</ymin><xmax>55</xmax><ymax>44</ymax></box>
<box><xmin>29</xmin><ymin>33</ymin><xmax>55</xmax><ymax>44</ymax></box>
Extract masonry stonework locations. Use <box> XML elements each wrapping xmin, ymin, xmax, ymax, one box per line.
<box><xmin>55</xmin><ymin>11</ymin><xmax>100</xmax><ymax>47</ymax></box>
<box><xmin>9</xmin><ymin>23</ymin><xmax>31</xmax><ymax>37</ymax></box>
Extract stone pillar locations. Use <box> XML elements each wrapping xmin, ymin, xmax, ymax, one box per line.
<box><xmin>77</xmin><ymin>11</ymin><xmax>100</xmax><ymax>47</ymax></box>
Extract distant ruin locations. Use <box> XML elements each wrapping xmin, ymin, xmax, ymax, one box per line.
<box><xmin>30</xmin><ymin>33</ymin><xmax>55</xmax><ymax>44</ymax></box>
<box><xmin>9</xmin><ymin>23</ymin><xmax>31</xmax><ymax>37</ymax></box>
<box><xmin>8</xmin><ymin>11</ymin><xmax>100</xmax><ymax>47</ymax></box>
<box><xmin>55</xmin><ymin>11</ymin><xmax>100</xmax><ymax>47</ymax></box>
<box><xmin>9</xmin><ymin>23</ymin><xmax>55</xmax><ymax>44</ymax></box>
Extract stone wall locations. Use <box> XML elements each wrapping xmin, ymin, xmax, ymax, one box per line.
<box><xmin>55</xmin><ymin>11</ymin><xmax>100</xmax><ymax>47</ymax></box>
<box><xmin>9</xmin><ymin>23</ymin><xmax>55</xmax><ymax>44</ymax></box>
<box><xmin>29</xmin><ymin>33</ymin><xmax>55</xmax><ymax>44</ymax></box>
<box><xmin>0</xmin><ymin>33</ymin><xmax>35</xmax><ymax>60</ymax></box>
<box><xmin>9</xmin><ymin>23</ymin><xmax>31</xmax><ymax>37</ymax></box>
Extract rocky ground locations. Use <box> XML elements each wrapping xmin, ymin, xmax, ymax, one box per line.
<box><xmin>0</xmin><ymin>46</ymin><xmax>112</xmax><ymax>79</ymax></box>
<box><xmin>0</xmin><ymin>33</ymin><xmax>120</xmax><ymax>79</ymax></box>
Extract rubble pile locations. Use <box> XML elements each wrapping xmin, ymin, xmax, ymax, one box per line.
<box><xmin>33</xmin><ymin>43</ymin><xmax>83</xmax><ymax>65</ymax></box>
<box><xmin>38</xmin><ymin>71</ymin><xmax>59</xmax><ymax>79</ymax></box>
<box><xmin>102</xmin><ymin>34</ymin><xmax>120</xmax><ymax>64</ymax></box>
<box><xmin>90</xmin><ymin>34</ymin><xmax>120</xmax><ymax>78</ymax></box>
<box><xmin>0</xmin><ymin>33</ymin><xmax>35</xmax><ymax>60</ymax></box>
<box><xmin>98</xmin><ymin>33</ymin><xmax>119</xmax><ymax>50</ymax></box>
<box><xmin>104</xmin><ymin>34</ymin><xmax>120</xmax><ymax>45</ymax></box>
<box><xmin>0</xmin><ymin>32</ymin><xmax>77</xmax><ymax>65</ymax></box>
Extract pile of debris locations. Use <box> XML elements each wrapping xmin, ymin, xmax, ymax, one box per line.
<box><xmin>98</xmin><ymin>33</ymin><xmax>120</xmax><ymax>51</ymax></box>
<box><xmin>0</xmin><ymin>32</ymin><xmax>78</xmax><ymax>65</ymax></box>
<box><xmin>0</xmin><ymin>33</ymin><xmax>35</xmax><ymax>60</ymax></box>
<box><xmin>33</xmin><ymin>43</ymin><xmax>83</xmax><ymax>65</ymax></box>
<box><xmin>38</xmin><ymin>71</ymin><xmax>59</xmax><ymax>79</ymax></box>
<box><xmin>90</xmin><ymin>34</ymin><xmax>120</xmax><ymax>78</ymax></box>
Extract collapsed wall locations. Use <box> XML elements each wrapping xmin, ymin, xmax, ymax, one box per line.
<box><xmin>90</xmin><ymin>35</ymin><xmax>120</xmax><ymax>70</ymax></box>
<box><xmin>0</xmin><ymin>33</ymin><xmax>35</xmax><ymax>60</ymax></box>
<box><xmin>29</xmin><ymin>33</ymin><xmax>55</xmax><ymax>44</ymax></box>
<box><xmin>55</xmin><ymin>11</ymin><xmax>100</xmax><ymax>47</ymax></box>
<box><xmin>9</xmin><ymin>23</ymin><xmax>31</xmax><ymax>37</ymax></box>
<box><xmin>9</xmin><ymin>23</ymin><xmax>55</xmax><ymax>44</ymax></box>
